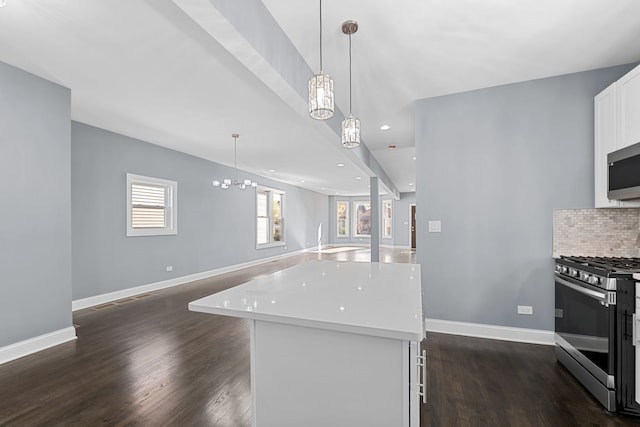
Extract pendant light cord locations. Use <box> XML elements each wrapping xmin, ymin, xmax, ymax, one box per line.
<box><xmin>319</xmin><ymin>0</ymin><xmax>323</xmax><ymax>72</ymax></box>
<box><xmin>233</xmin><ymin>135</ymin><xmax>238</xmax><ymax>183</ymax></box>
<box><xmin>348</xmin><ymin>32</ymin><xmax>352</xmax><ymax>114</ymax></box>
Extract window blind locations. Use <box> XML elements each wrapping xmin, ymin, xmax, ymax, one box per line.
<box><xmin>131</xmin><ymin>183</ymin><xmax>166</xmax><ymax>228</ymax></box>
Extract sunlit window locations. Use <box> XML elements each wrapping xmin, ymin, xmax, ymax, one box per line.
<box><xmin>256</xmin><ymin>187</ymin><xmax>285</xmax><ymax>247</ymax></box>
<box><xmin>336</xmin><ymin>200</ymin><xmax>349</xmax><ymax>238</ymax></box>
<box><xmin>382</xmin><ymin>199</ymin><xmax>392</xmax><ymax>239</ymax></box>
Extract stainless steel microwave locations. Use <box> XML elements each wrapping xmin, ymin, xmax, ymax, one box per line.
<box><xmin>608</xmin><ymin>141</ymin><xmax>640</xmax><ymax>200</ymax></box>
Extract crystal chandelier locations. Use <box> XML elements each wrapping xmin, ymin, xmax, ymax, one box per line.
<box><xmin>212</xmin><ymin>134</ymin><xmax>258</xmax><ymax>190</ymax></box>
<box><xmin>341</xmin><ymin>20</ymin><xmax>360</xmax><ymax>148</ymax></box>
<box><xmin>308</xmin><ymin>0</ymin><xmax>334</xmax><ymax>120</ymax></box>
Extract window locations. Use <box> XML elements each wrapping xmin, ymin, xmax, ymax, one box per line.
<box><xmin>353</xmin><ymin>201</ymin><xmax>371</xmax><ymax>237</ymax></box>
<box><xmin>127</xmin><ymin>173</ymin><xmax>177</xmax><ymax>237</ymax></box>
<box><xmin>257</xmin><ymin>187</ymin><xmax>285</xmax><ymax>247</ymax></box>
<box><xmin>336</xmin><ymin>200</ymin><xmax>349</xmax><ymax>238</ymax></box>
<box><xmin>382</xmin><ymin>199</ymin><xmax>393</xmax><ymax>239</ymax></box>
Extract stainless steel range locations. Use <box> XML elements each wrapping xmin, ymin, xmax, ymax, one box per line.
<box><xmin>555</xmin><ymin>256</ymin><xmax>640</xmax><ymax>415</ymax></box>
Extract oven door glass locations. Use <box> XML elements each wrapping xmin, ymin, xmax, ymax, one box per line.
<box><xmin>555</xmin><ymin>274</ymin><xmax>615</xmax><ymax>376</ymax></box>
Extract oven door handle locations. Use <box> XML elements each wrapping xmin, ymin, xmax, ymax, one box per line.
<box><xmin>555</xmin><ymin>274</ymin><xmax>607</xmax><ymax>303</ymax></box>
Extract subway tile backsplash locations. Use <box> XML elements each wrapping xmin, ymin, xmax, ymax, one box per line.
<box><xmin>553</xmin><ymin>208</ymin><xmax>640</xmax><ymax>257</ymax></box>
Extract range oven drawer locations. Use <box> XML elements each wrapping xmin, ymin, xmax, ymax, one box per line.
<box><xmin>554</xmin><ymin>273</ymin><xmax>616</xmax><ymax>380</ymax></box>
<box><xmin>554</xmin><ymin>256</ymin><xmax>640</xmax><ymax>415</ymax></box>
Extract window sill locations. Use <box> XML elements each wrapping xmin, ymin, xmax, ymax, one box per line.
<box><xmin>127</xmin><ymin>229</ymin><xmax>177</xmax><ymax>237</ymax></box>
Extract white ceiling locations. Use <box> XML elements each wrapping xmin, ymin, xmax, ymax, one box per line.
<box><xmin>1</xmin><ymin>0</ymin><xmax>639</xmax><ymax>196</ymax></box>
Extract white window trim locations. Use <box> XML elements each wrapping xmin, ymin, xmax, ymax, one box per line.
<box><xmin>256</xmin><ymin>186</ymin><xmax>286</xmax><ymax>249</ymax></box>
<box><xmin>126</xmin><ymin>173</ymin><xmax>178</xmax><ymax>237</ymax></box>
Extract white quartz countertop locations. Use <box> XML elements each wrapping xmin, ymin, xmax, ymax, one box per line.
<box><xmin>189</xmin><ymin>260</ymin><xmax>424</xmax><ymax>341</ymax></box>
<box><xmin>634</xmin><ymin>273</ymin><xmax>640</xmax><ymax>281</ymax></box>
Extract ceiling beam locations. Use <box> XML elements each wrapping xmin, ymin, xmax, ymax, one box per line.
<box><xmin>172</xmin><ymin>0</ymin><xmax>400</xmax><ymax>199</ymax></box>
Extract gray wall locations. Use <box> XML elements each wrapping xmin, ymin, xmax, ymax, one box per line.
<box><xmin>0</xmin><ymin>62</ymin><xmax>72</xmax><ymax>346</ymax></box>
<box><xmin>415</xmin><ymin>63</ymin><xmax>636</xmax><ymax>331</ymax></box>
<box><xmin>71</xmin><ymin>122</ymin><xmax>328</xmax><ymax>300</ymax></box>
<box><xmin>328</xmin><ymin>193</ymin><xmax>415</xmax><ymax>247</ymax></box>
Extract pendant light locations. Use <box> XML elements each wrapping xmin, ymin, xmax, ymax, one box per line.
<box><xmin>212</xmin><ymin>134</ymin><xmax>258</xmax><ymax>190</ymax></box>
<box><xmin>308</xmin><ymin>0</ymin><xmax>334</xmax><ymax>120</ymax></box>
<box><xmin>341</xmin><ymin>20</ymin><xmax>360</xmax><ymax>148</ymax></box>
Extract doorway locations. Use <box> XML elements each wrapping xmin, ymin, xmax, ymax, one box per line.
<box><xmin>410</xmin><ymin>204</ymin><xmax>416</xmax><ymax>250</ymax></box>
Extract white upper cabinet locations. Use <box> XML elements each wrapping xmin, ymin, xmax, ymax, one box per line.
<box><xmin>594</xmin><ymin>83</ymin><xmax>618</xmax><ymax>208</ymax></box>
<box><xmin>594</xmin><ymin>64</ymin><xmax>640</xmax><ymax>208</ymax></box>
<box><xmin>617</xmin><ymin>64</ymin><xmax>640</xmax><ymax>150</ymax></box>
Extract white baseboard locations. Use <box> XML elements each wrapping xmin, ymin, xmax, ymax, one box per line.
<box><xmin>0</xmin><ymin>326</ymin><xmax>77</xmax><ymax>365</ymax></box>
<box><xmin>327</xmin><ymin>243</ymin><xmax>412</xmax><ymax>249</ymax></box>
<box><xmin>380</xmin><ymin>244</ymin><xmax>412</xmax><ymax>249</ymax></box>
<box><xmin>72</xmin><ymin>248</ymin><xmax>311</xmax><ymax>311</ymax></box>
<box><xmin>425</xmin><ymin>318</ymin><xmax>554</xmax><ymax>346</ymax></box>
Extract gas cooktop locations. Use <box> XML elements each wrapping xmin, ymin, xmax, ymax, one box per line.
<box><xmin>558</xmin><ymin>255</ymin><xmax>640</xmax><ymax>274</ymax></box>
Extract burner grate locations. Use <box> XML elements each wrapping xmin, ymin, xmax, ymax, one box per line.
<box><xmin>561</xmin><ymin>256</ymin><xmax>640</xmax><ymax>273</ymax></box>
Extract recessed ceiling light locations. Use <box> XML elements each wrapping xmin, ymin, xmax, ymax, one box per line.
<box><xmin>380</xmin><ymin>125</ymin><xmax>390</xmax><ymax>131</ymax></box>
<box><xmin>408</xmin><ymin>183</ymin><xmax>414</xmax><ymax>186</ymax></box>
<box><xmin>337</xmin><ymin>163</ymin><xmax>345</xmax><ymax>167</ymax></box>
<box><xmin>321</xmin><ymin>187</ymin><xmax>326</xmax><ymax>190</ymax></box>
<box><xmin>412</xmin><ymin>156</ymin><xmax>416</xmax><ymax>160</ymax></box>
<box><xmin>355</xmin><ymin>176</ymin><xmax>362</xmax><ymax>180</ymax></box>
<box><xmin>269</xmin><ymin>169</ymin><xmax>276</xmax><ymax>172</ymax></box>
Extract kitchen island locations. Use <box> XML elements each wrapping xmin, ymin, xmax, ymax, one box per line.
<box><xmin>189</xmin><ymin>260</ymin><xmax>424</xmax><ymax>427</ymax></box>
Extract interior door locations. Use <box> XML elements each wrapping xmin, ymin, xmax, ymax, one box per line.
<box><xmin>410</xmin><ymin>205</ymin><xmax>416</xmax><ymax>250</ymax></box>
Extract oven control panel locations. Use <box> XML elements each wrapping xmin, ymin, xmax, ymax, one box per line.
<box><xmin>555</xmin><ymin>263</ymin><xmax>609</xmax><ymax>289</ymax></box>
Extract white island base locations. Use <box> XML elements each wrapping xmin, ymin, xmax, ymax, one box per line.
<box><xmin>251</xmin><ymin>320</ymin><xmax>419</xmax><ymax>427</ymax></box>
<box><xmin>189</xmin><ymin>260</ymin><xmax>424</xmax><ymax>427</ymax></box>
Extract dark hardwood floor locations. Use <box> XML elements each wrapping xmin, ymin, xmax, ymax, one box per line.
<box><xmin>1</xmin><ymin>247</ymin><xmax>639</xmax><ymax>426</ymax></box>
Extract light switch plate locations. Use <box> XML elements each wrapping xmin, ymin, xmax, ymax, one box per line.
<box><xmin>428</xmin><ymin>220</ymin><xmax>441</xmax><ymax>233</ymax></box>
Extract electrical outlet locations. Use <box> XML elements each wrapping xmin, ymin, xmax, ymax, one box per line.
<box><xmin>165</xmin><ymin>266</ymin><xmax>173</xmax><ymax>272</ymax></box>
<box><xmin>517</xmin><ymin>305</ymin><xmax>533</xmax><ymax>315</ymax></box>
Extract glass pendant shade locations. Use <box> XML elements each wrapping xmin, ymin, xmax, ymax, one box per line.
<box><xmin>308</xmin><ymin>72</ymin><xmax>334</xmax><ymax>120</ymax></box>
<box><xmin>341</xmin><ymin>114</ymin><xmax>361</xmax><ymax>148</ymax></box>
<box><xmin>341</xmin><ymin>20</ymin><xmax>360</xmax><ymax>149</ymax></box>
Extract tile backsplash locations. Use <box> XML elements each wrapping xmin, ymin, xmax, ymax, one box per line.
<box><xmin>553</xmin><ymin>208</ymin><xmax>640</xmax><ymax>257</ymax></box>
